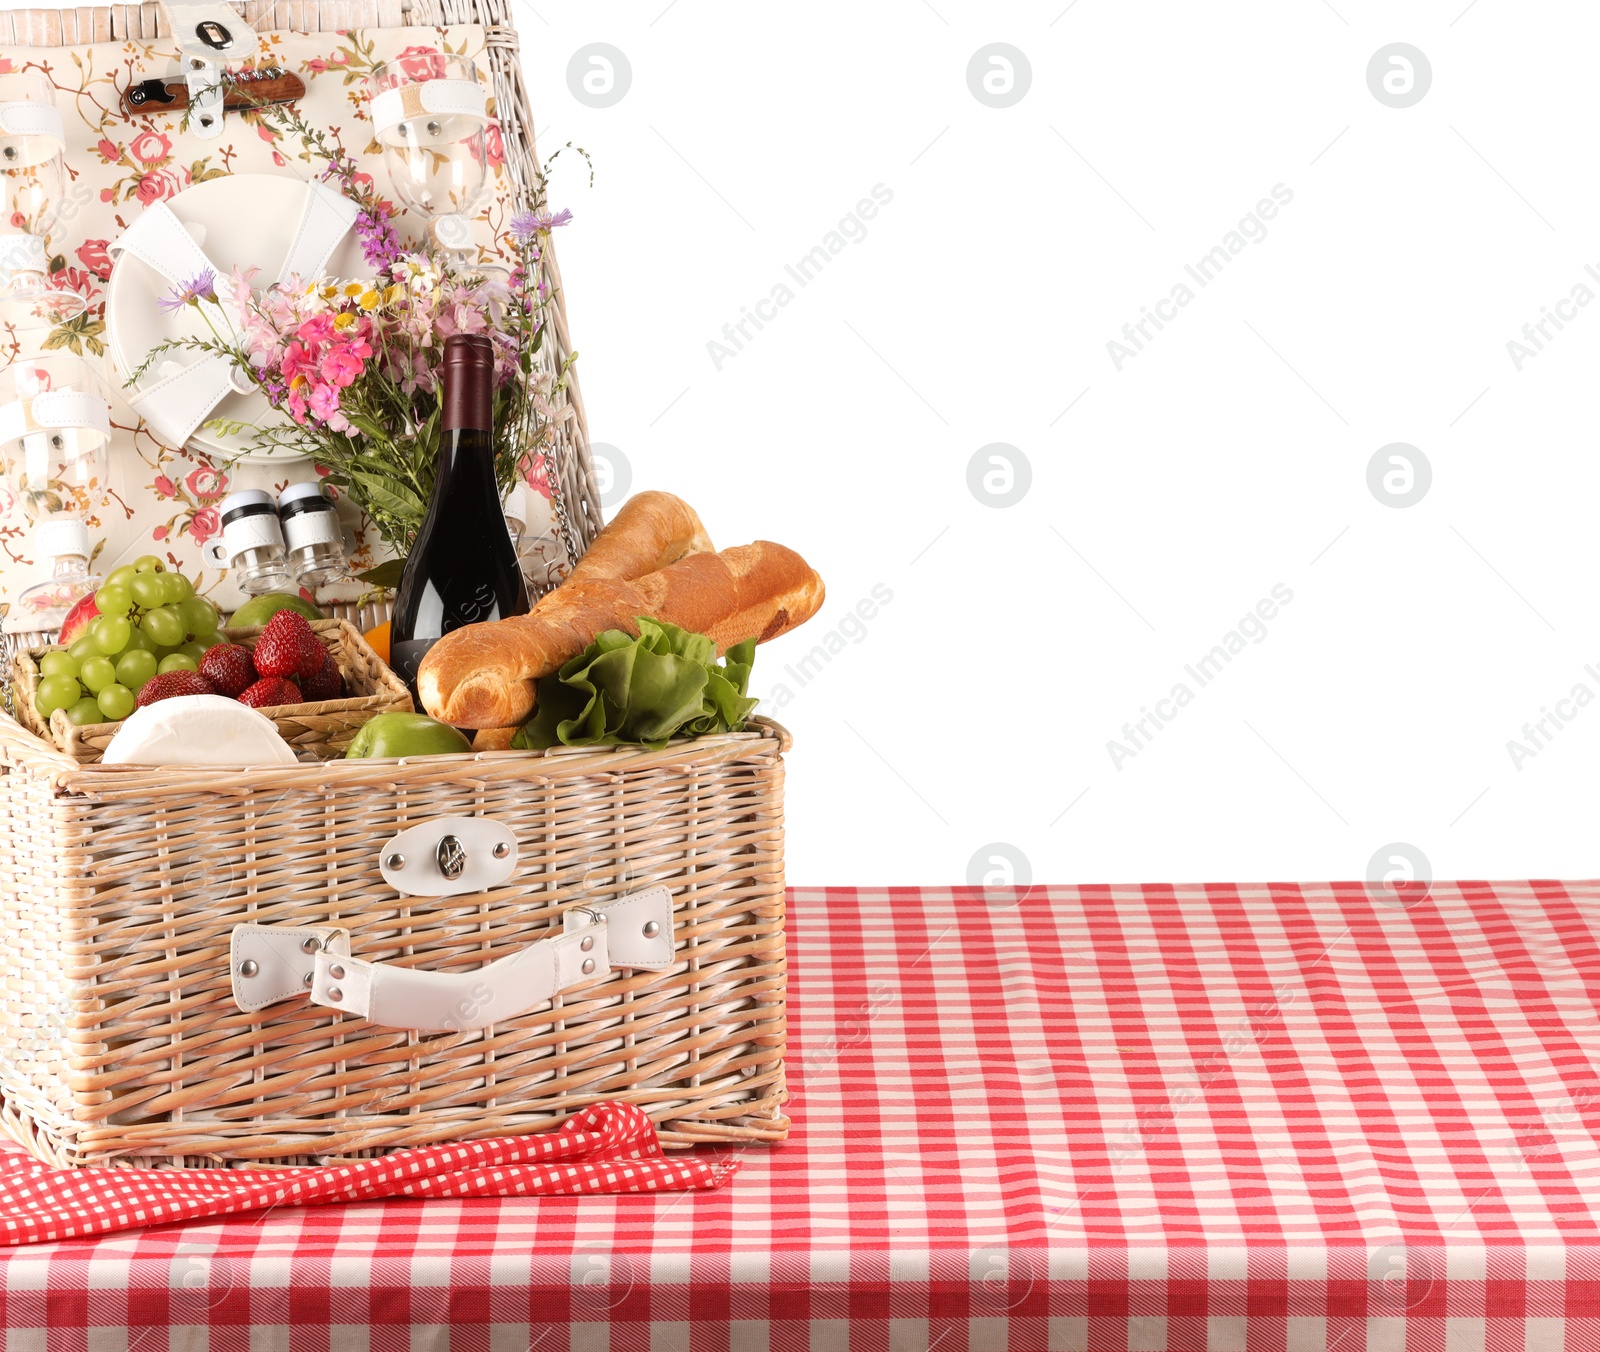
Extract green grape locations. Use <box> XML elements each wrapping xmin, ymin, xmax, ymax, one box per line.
<box><xmin>67</xmin><ymin>634</ymin><xmax>98</xmax><ymax>664</ymax></box>
<box><xmin>96</xmin><ymin>684</ymin><xmax>135</xmax><ymax>721</ymax></box>
<box><xmin>79</xmin><ymin>656</ymin><xmax>116</xmax><ymax>694</ymax></box>
<box><xmin>130</xmin><ymin>573</ymin><xmax>166</xmax><ymax>610</ymax></box>
<box><xmin>122</xmin><ymin>626</ymin><xmax>155</xmax><ymax>653</ymax></box>
<box><xmin>192</xmin><ymin>633</ymin><xmax>223</xmax><ymax>654</ymax></box>
<box><xmin>114</xmin><ymin>649</ymin><xmax>157</xmax><ymax>690</ymax></box>
<box><xmin>35</xmin><ymin>675</ymin><xmax>80</xmax><ymax>717</ymax></box>
<box><xmin>94</xmin><ymin>584</ymin><xmax>133</xmax><ymax>618</ymax></box>
<box><xmin>104</xmin><ymin>565</ymin><xmax>136</xmax><ymax>589</ymax></box>
<box><xmin>158</xmin><ymin>653</ymin><xmax>197</xmax><ymax>674</ymax></box>
<box><xmin>179</xmin><ymin>597</ymin><xmax>219</xmax><ymax>636</ymax></box>
<box><xmin>162</xmin><ymin>572</ymin><xmax>194</xmax><ymax>604</ymax></box>
<box><xmin>132</xmin><ymin>555</ymin><xmax>164</xmax><ymax>574</ymax></box>
<box><xmin>65</xmin><ymin>696</ymin><xmax>105</xmax><ymax>726</ymax></box>
<box><xmin>92</xmin><ymin>615</ymin><xmax>132</xmax><ymax>656</ymax></box>
<box><xmin>141</xmin><ymin>605</ymin><xmax>185</xmax><ymax>647</ymax></box>
<box><xmin>177</xmin><ymin>641</ymin><xmax>207</xmax><ymax>663</ymax></box>
<box><xmin>38</xmin><ymin>651</ymin><xmax>78</xmax><ymax>679</ymax></box>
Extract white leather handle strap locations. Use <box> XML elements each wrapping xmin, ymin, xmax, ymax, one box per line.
<box><xmin>108</xmin><ymin>201</ymin><xmax>214</xmax><ymax>290</ymax></box>
<box><xmin>231</xmin><ymin>886</ymin><xmax>676</xmax><ymax>1033</ymax></box>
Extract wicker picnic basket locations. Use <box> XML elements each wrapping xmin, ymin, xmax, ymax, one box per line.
<box><xmin>0</xmin><ymin>0</ymin><xmax>792</xmax><ymax>1168</ymax></box>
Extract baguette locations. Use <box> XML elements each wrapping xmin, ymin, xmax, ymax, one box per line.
<box><xmin>565</xmin><ymin>490</ymin><xmax>713</xmax><ymax>584</ymax></box>
<box><xmin>418</xmin><ymin>540</ymin><xmax>825</xmax><ymax>728</ymax></box>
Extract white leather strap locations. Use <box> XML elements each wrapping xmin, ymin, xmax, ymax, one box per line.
<box><xmin>370</xmin><ymin>79</ymin><xmax>487</xmax><ymax>137</ymax></box>
<box><xmin>277</xmin><ymin>182</ymin><xmax>361</xmax><ymax>284</ymax></box>
<box><xmin>108</xmin><ymin>201</ymin><xmax>214</xmax><ymax>289</ymax></box>
<box><xmin>230</xmin><ymin>885</ymin><xmax>677</xmax><ymax>1032</ymax></box>
<box><xmin>0</xmin><ymin>233</ymin><xmax>47</xmax><ymax>279</ymax></box>
<box><xmin>157</xmin><ymin>0</ymin><xmax>257</xmax><ymax>60</ymax></box>
<box><xmin>380</xmin><ymin>815</ymin><xmax>518</xmax><ymax>899</ymax></box>
<box><xmin>126</xmin><ymin>352</ymin><xmax>239</xmax><ymax>449</ymax></box>
<box><xmin>0</xmin><ymin>101</ymin><xmax>64</xmax><ymax>149</ymax></box>
<box><xmin>0</xmin><ymin>390</ymin><xmax>111</xmax><ymax>445</ymax></box>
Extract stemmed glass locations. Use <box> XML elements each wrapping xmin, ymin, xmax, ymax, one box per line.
<box><xmin>366</xmin><ymin>54</ymin><xmax>492</xmax><ymax>264</ymax></box>
<box><xmin>0</xmin><ymin>352</ymin><xmax>112</xmax><ymax>629</ymax></box>
<box><xmin>0</xmin><ymin>71</ymin><xmax>85</xmax><ymax>328</ymax></box>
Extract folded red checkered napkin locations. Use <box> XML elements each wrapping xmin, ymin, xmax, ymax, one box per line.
<box><xmin>0</xmin><ymin>1101</ymin><xmax>733</xmax><ymax>1245</ymax></box>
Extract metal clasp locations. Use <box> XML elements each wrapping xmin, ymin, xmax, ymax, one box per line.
<box><xmin>435</xmin><ymin>834</ymin><xmax>467</xmax><ymax>881</ymax></box>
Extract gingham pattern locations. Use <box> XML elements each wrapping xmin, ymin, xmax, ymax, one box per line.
<box><xmin>5</xmin><ymin>881</ymin><xmax>1600</xmax><ymax>1351</ymax></box>
<box><xmin>0</xmin><ymin>1102</ymin><xmax>728</xmax><ymax>1245</ymax></box>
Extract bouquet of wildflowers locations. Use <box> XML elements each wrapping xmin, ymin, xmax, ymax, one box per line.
<box><xmin>133</xmin><ymin>117</ymin><xmax>580</xmax><ymax>561</ymax></box>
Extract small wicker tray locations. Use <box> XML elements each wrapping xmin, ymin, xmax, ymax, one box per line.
<box><xmin>9</xmin><ymin>618</ymin><xmax>411</xmax><ymax>764</ymax></box>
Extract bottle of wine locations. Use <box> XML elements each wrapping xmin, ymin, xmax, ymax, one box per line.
<box><xmin>390</xmin><ymin>333</ymin><xmax>530</xmax><ymax>704</ymax></box>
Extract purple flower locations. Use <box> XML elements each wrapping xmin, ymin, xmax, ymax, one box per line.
<box><xmin>158</xmin><ymin>269</ymin><xmax>216</xmax><ymax>313</ymax></box>
<box><xmin>355</xmin><ymin>209</ymin><xmax>402</xmax><ymax>270</ymax></box>
<box><xmin>510</xmin><ymin>207</ymin><xmax>572</xmax><ymax>243</ymax></box>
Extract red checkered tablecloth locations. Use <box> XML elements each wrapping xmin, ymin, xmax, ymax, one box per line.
<box><xmin>5</xmin><ymin>882</ymin><xmax>1600</xmax><ymax>1351</ymax></box>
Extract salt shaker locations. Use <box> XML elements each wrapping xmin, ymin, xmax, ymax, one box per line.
<box><xmin>278</xmin><ymin>482</ymin><xmax>347</xmax><ymax>587</ymax></box>
<box><xmin>205</xmin><ymin>489</ymin><xmax>293</xmax><ymax>593</ymax></box>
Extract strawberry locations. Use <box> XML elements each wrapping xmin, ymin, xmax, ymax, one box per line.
<box><xmin>135</xmin><ymin>671</ymin><xmax>215</xmax><ymax>707</ymax></box>
<box><xmin>299</xmin><ymin>651</ymin><xmax>344</xmax><ymax>703</ymax></box>
<box><xmin>237</xmin><ymin>676</ymin><xmax>303</xmax><ymax>709</ymax></box>
<box><xmin>252</xmin><ymin>611</ymin><xmax>325</xmax><ymax>681</ymax></box>
<box><xmin>198</xmin><ymin>642</ymin><xmax>257</xmax><ymax>699</ymax></box>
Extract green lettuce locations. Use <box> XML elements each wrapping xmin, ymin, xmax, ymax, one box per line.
<box><xmin>512</xmin><ymin>617</ymin><xmax>758</xmax><ymax>751</ymax></box>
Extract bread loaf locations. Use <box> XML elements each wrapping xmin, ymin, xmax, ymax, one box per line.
<box><xmin>417</xmin><ymin>541</ymin><xmax>825</xmax><ymax>728</ymax></box>
<box><xmin>565</xmin><ymin>490</ymin><xmax>712</xmax><ymax>585</ymax></box>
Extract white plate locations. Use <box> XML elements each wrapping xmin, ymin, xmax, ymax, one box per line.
<box><xmin>106</xmin><ymin>174</ymin><xmax>369</xmax><ymax>464</ymax></box>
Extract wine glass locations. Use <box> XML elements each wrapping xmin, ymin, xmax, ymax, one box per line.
<box><xmin>366</xmin><ymin>54</ymin><xmax>491</xmax><ymax>263</ymax></box>
<box><xmin>0</xmin><ymin>72</ymin><xmax>85</xmax><ymax>328</ymax></box>
<box><xmin>0</xmin><ymin>352</ymin><xmax>112</xmax><ymax>629</ymax></box>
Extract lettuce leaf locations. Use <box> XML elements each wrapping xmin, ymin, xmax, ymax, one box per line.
<box><xmin>512</xmin><ymin>617</ymin><xmax>759</xmax><ymax>751</ymax></box>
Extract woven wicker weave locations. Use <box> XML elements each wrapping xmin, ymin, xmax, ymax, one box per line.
<box><xmin>0</xmin><ymin>712</ymin><xmax>790</xmax><ymax>1167</ymax></box>
<box><xmin>10</xmin><ymin>619</ymin><xmax>411</xmax><ymax>763</ymax></box>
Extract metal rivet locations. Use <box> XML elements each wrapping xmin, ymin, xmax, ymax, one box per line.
<box><xmin>386</xmin><ymin>853</ymin><xmax>405</xmax><ymax>871</ymax></box>
<box><xmin>581</xmin><ymin>958</ymin><xmax>595</xmax><ymax>975</ymax></box>
<box><xmin>642</xmin><ymin>921</ymin><xmax>660</xmax><ymax>939</ymax></box>
<box><xmin>327</xmin><ymin>987</ymin><xmax>342</xmax><ymax>1002</ymax></box>
<box><xmin>580</xmin><ymin>935</ymin><xmax>594</xmax><ymax>952</ymax></box>
<box><xmin>237</xmin><ymin>960</ymin><xmax>258</xmax><ymax>978</ymax></box>
<box><xmin>425</xmin><ymin>119</ymin><xmax>442</xmax><ymax>136</ymax></box>
<box><xmin>302</xmin><ymin>972</ymin><xmax>313</xmax><ymax>987</ymax></box>
<box><xmin>328</xmin><ymin>964</ymin><xmax>345</xmax><ymax>980</ymax></box>
<box><xmin>301</xmin><ymin>936</ymin><xmax>320</xmax><ymax>953</ymax></box>
<box><xmin>492</xmin><ymin>842</ymin><xmax>510</xmax><ymax>859</ymax></box>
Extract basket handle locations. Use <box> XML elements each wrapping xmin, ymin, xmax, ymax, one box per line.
<box><xmin>230</xmin><ymin>886</ymin><xmax>674</xmax><ymax>1033</ymax></box>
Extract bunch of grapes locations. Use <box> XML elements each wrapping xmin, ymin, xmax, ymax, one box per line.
<box><xmin>34</xmin><ymin>556</ymin><xmax>223</xmax><ymax>726</ymax></box>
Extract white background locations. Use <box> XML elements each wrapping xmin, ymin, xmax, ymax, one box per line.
<box><xmin>507</xmin><ymin>1</ymin><xmax>1600</xmax><ymax>888</ymax></box>
<box><xmin>18</xmin><ymin>0</ymin><xmax>1587</xmax><ymax>887</ymax></box>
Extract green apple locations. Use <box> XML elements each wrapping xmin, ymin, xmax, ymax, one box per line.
<box><xmin>345</xmin><ymin>713</ymin><xmax>472</xmax><ymax>759</ymax></box>
<box><xmin>228</xmin><ymin>592</ymin><xmax>325</xmax><ymax>628</ymax></box>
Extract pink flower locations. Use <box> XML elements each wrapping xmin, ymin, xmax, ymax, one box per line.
<box><xmin>484</xmin><ymin>120</ymin><xmax>504</xmax><ymax>169</ymax></box>
<box><xmin>392</xmin><ymin>45</ymin><xmax>445</xmax><ymax>81</ymax></box>
<box><xmin>76</xmin><ymin>239</ymin><xmax>111</xmax><ymax>280</ymax></box>
<box><xmin>184</xmin><ymin>465</ymin><xmax>227</xmax><ymax>501</ymax></box>
<box><xmin>135</xmin><ymin>165</ymin><xmax>188</xmax><ymax>206</ymax></box>
<box><xmin>521</xmin><ymin>454</ymin><xmax>553</xmax><ymax>500</ymax></box>
<box><xmin>189</xmin><ymin>507</ymin><xmax>220</xmax><ymax>544</ymax></box>
<box><xmin>152</xmin><ymin>525</ymin><xmax>168</xmax><ymax>541</ymax></box>
<box><xmin>152</xmin><ymin>475</ymin><xmax>176</xmax><ymax>498</ymax></box>
<box><xmin>320</xmin><ymin>342</ymin><xmax>368</xmax><ymax>388</ymax></box>
<box><xmin>99</xmin><ymin>188</ymin><xmax>114</xmax><ymax>203</ymax></box>
<box><xmin>129</xmin><ymin>129</ymin><xmax>171</xmax><ymax>166</ymax></box>
<box><xmin>95</xmin><ymin>137</ymin><xmax>119</xmax><ymax>162</ymax></box>
<box><xmin>331</xmin><ymin>51</ymin><xmax>349</xmax><ymax>65</ymax></box>
<box><xmin>305</xmin><ymin>58</ymin><xmax>330</xmax><ymax>74</ymax></box>
<box><xmin>257</xmin><ymin>124</ymin><xmax>277</xmax><ymax>144</ymax></box>
<box><xmin>0</xmin><ymin>60</ymin><xmax>14</xmax><ymax>76</ymax></box>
